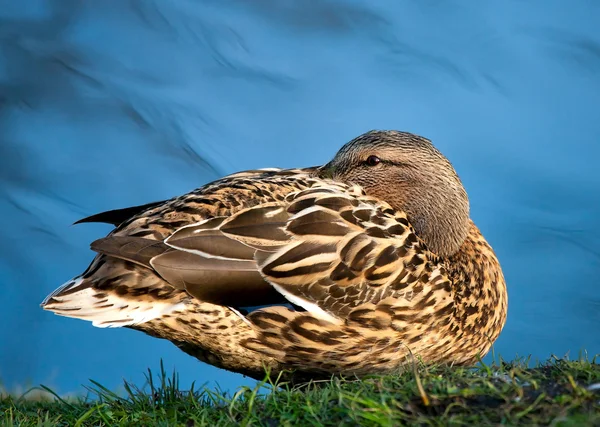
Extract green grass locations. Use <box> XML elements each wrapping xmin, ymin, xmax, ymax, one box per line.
<box><xmin>2</xmin><ymin>357</ymin><xmax>599</xmax><ymax>426</ymax></box>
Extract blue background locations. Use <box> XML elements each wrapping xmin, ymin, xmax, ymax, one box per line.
<box><xmin>1</xmin><ymin>1</ymin><xmax>599</xmax><ymax>396</ymax></box>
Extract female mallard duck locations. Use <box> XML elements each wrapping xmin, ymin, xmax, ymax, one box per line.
<box><xmin>42</xmin><ymin>130</ymin><xmax>507</xmax><ymax>382</ymax></box>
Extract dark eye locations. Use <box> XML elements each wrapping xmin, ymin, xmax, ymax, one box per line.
<box><xmin>365</xmin><ymin>155</ymin><xmax>381</xmax><ymax>167</ymax></box>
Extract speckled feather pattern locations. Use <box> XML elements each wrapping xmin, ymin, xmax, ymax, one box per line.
<box><xmin>42</xmin><ymin>142</ymin><xmax>508</xmax><ymax>383</ymax></box>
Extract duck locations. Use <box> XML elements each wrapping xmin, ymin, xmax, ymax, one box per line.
<box><xmin>41</xmin><ymin>130</ymin><xmax>507</xmax><ymax>383</ymax></box>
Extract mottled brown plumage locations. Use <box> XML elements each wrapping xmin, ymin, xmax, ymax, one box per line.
<box><xmin>41</xmin><ymin>130</ymin><xmax>507</xmax><ymax>383</ymax></box>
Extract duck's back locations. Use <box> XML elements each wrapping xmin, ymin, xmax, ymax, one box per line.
<box><xmin>110</xmin><ymin>168</ymin><xmax>322</xmax><ymax>240</ymax></box>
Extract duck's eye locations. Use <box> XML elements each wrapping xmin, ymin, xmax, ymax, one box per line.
<box><xmin>365</xmin><ymin>155</ymin><xmax>381</xmax><ymax>167</ymax></box>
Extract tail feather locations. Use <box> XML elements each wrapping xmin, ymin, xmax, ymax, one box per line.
<box><xmin>41</xmin><ymin>276</ymin><xmax>188</xmax><ymax>328</ymax></box>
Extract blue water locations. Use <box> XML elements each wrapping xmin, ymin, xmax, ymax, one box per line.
<box><xmin>1</xmin><ymin>1</ymin><xmax>599</xmax><ymax>396</ymax></box>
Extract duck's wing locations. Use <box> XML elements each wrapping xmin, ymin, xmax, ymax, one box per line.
<box><xmin>90</xmin><ymin>185</ymin><xmax>443</xmax><ymax>321</ymax></box>
<box><xmin>89</xmin><ymin>210</ymin><xmax>289</xmax><ymax>308</ymax></box>
<box><xmin>252</xmin><ymin>188</ymin><xmax>446</xmax><ymax>323</ymax></box>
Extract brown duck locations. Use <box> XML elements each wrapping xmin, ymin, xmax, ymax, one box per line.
<box><xmin>42</xmin><ymin>130</ymin><xmax>507</xmax><ymax>382</ymax></box>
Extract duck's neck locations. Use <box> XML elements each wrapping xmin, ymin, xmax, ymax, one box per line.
<box><xmin>443</xmin><ymin>221</ymin><xmax>508</xmax><ymax>359</ymax></box>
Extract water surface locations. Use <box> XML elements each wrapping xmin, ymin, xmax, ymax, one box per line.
<box><xmin>1</xmin><ymin>1</ymin><xmax>599</xmax><ymax>395</ymax></box>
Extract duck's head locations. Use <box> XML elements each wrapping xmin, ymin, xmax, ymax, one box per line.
<box><xmin>319</xmin><ymin>130</ymin><xmax>470</xmax><ymax>257</ymax></box>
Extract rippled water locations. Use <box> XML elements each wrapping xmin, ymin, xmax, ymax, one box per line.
<box><xmin>1</xmin><ymin>1</ymin><xmax>599</xmax><ymax>395</ymax></box>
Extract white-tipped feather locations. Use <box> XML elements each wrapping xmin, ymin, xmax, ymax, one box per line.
<box><xmin>164</xmin><ymin>217</ymin><xmax>247</xmax><ymax>262</ymax></box>
<box><xmin>162</xmin><ymin>241</ymin><xmax>242</xmax><ymax>262</ymax></box>
<box><xmin>228</xmin><ymin>307</ymin><xmax>253</xmax><ymax>326</ymax></box>
<box><xmin>42</xmin><ymin>277</ymin><xmax>188</xmax><ymax>328</ymax></box>
<box><xmin>270</xmin><ymin>283</ymin><xmax>341</xmax><ymax>324</ymax></box>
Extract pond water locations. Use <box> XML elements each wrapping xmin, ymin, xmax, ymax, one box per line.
<box><xmin>1</xmin><ymin>1</ymin><xmax>599</xmax><ymax>396</ymax></box>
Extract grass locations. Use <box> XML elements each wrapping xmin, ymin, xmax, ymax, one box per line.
<box><xmin>2</xmin><ymin>356</ymin><xmax>599</xmax><ymax>426</ymax></box>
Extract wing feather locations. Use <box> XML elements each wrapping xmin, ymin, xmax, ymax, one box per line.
<box><xmin>88</xmin><ymin>184</ymin><xmax>441</xmax><ymax>321</ymax></box>
<box><xmin>74</xmin><ymin>200</ymin><xmax>167</xmax><ymax>226</ymax></box>
<box><xmin>254</xmin><ymin>188</ymin><xmax>437</xmax><ymax>320</ymax></box>
<box><xmin>90</xmin><ymin>236</ymin><xmax>171</xmax><ymax>268</ymax></box>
